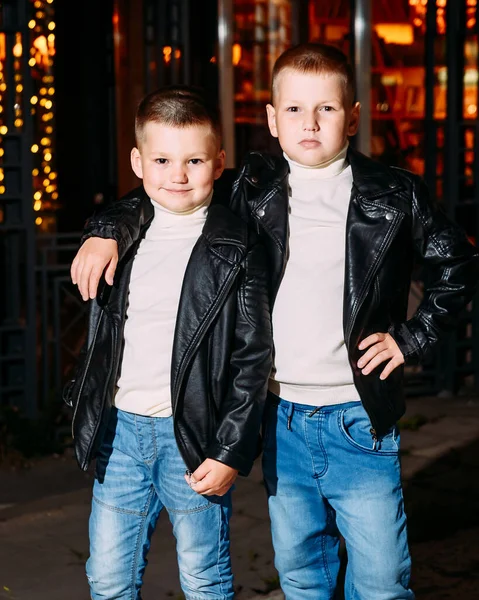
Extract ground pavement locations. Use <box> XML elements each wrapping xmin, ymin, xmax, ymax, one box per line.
<box><xmin>1</xmin><ymin>394</ymin><xmax>479</xmax><ymax>600</ymax></box>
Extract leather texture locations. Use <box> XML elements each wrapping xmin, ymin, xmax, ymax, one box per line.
<box><xmin>70</xmin><ymin>148</ymin><xmax>479</xmax><ymax>443</ymax></box>
<box><xmin>230</xmin><ymin>147</ymin><xmax>479</xmax><ymax>436</ymax></box>
<box><xmin>65</xmin><ymin>185</ymin><xmax>273</xmax><ymax>474</ymax></box>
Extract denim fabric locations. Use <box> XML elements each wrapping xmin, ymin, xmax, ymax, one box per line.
<box><xmin>262</xmin><ymin>396</ymin><xmax>414</xmax><ymax>600</ymax></box>
<box><xmin>86</xmin><ymin>408</ymin><xmax>233</xmax><ymax>600</ymax></box>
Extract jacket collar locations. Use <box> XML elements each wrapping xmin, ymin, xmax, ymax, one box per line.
<box><xmin>242</xmin><ymin>148</ymin><xmax>404</xmax><ymax>200</ymax></box>
<box><xmin>202</xmin><ymin>203</ymin><xmax>247</xmax><ymax>256</ymax></box>
<box><xmin>347</xmin><ymin>146</ymin><xmax>404</xmax><ymax>199</ymax></box>
<box><xmin>242</xmin><ymin>151</ymin><xmax>289</xmax><ymax>190</ymax></box>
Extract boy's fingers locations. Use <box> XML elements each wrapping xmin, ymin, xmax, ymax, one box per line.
<box><xmin>71</xmin><ymin>257</ymin><xmax>79</xmax><ymax>284</ymax></box>
<box><xmin>194</xmin><ymin>478</ymin><xmax>232</xmax><ymax>497</ymax></box>
<box><xmin>72</xmin><ymin>261</ymin><xmax>82</xmax><ymax>288</ymax></box>
<box><xmin>192</xmin><ymin>481</ymin><xmax>209</xmax><ymax>494</ymax></box>
<box><xmin>105</xmin><ymin>256</ymin><xmax>118</xmax><ymax>286</ymax></box>
<box><xmin>75</xmin><ymin>262</ymin><xmax>85</xmax><ymax>298</ymax></box>
<box><xmin>192</xmin><ymin>463</ymin><xmax>211</xmax><ymax>482</ymax></box>
<box><xmin>379</xmin><ymin>356</ymin><xmax>404</xmax><ymax>380</ymax></box>
<box><xmin>379</xmin><ymin>361</ymin><xmax>394</xmax><ymax>380</ymax></box>
<box><xmin>191</xmin><ymin>472</ymin><xmax>216</xmax><ymax>494</ymax></box>
<box><xmin>358</xmin><ymin>332</ymin><xmax>385</xmax><ymax>350</ymax></box>
<box><xmin>89</xmin><ymin>266</ymin><xmax>103</xmax><ymax>299</ymax></box>
<box><xmin>79</xmin><ymin>264</ymin><xmax>92</xmax><ymax>301</ymax></box>
<box><xmin>197</xmin><ymin>485</ymin><xmax>228</xmax><ymax>497</ymax></box>
<box><xmin>357</xmin><ymin>343</ymin><xmax>386</xmax><ymax>368</ymax></box>
<box><xmin>361</xmin><ymin>350</ymin><xmax>390</xmax><ymax>374</ymax></box>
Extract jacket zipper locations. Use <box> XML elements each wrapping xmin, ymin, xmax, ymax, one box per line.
<box><xmin>71</xmin><ymin>311</ymin><xmax>105</xmax><ymax>440</ymax></box>
<box><xmin>172</xmin><ymin>264</ymin><xmax>241</xmax><ymax>418</ymax></box>
<box><xmin>345</xmin><ymin>214</ymin><xmax>403</xmax><ymax>348</ymax></box>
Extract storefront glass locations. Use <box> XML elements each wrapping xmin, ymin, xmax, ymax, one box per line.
<box><xmin>231</xmin><ymin>0</ymin><xmax>479</xmax><ymax>186</ymax></box>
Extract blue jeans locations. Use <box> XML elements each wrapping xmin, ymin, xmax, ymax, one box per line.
<box><xmin>86</xmin><ymin>408</ymin><xmax>233</xmax><ymax>600</ymax></box>
<box><xmin>262</xmin><ymin>396</ymin><xmax>414</xmax><ymax>600</ymax></box>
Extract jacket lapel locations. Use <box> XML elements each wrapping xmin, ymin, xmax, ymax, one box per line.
<box><xmin>343</xmin><ymin>149</ymin><xmax>406</xmax><ymax>346</ymax></box>
<box><xmin>251</xmin><ymin>157</ymin><xmax>289</xmax><ymax>303</ymax></box>
<box><xmin>171</xmin><ymin>204</ymin><xmax>247</xmax><ymax>408</ymax></box>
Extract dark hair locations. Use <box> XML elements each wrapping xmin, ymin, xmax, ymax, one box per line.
<box><xmin>135</xmin><ymin>85</ymin><xmax>222</xmax><ymax>147</ymax></box>
<box><xmin>271</xmin><ymin>43</ymin><xmax>356</xmax><ymax>105</ymax></box>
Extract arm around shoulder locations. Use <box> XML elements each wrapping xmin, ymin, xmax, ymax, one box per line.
<box><xmin>81</xmin><ymin>186</ymin><xmax>149</xmax><ymax>261</ymax></box>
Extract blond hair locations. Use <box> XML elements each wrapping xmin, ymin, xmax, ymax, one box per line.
<box><xmin>271</xmin><ymin>43</ymin><xmax>355</xmax><ymax>105</ymax></box>
<box><xmin>135</xmin><ymin>85</ymin><xmax>222</xmax><ymax>147</ymax></box>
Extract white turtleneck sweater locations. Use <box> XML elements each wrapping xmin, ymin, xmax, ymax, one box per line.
<box><xmin>114</xmin><ymin>198</ymin><xmax>208</xmax><ymax>417</ymax></box>
<box><xmin>268</xmin><ymin>145</ymin><xmax>358</xmax><ymax>406</ymax></box>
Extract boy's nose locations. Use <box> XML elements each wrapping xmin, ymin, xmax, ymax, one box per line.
<box><xmin>171</xmin><ymin>166</ymin><xmax>188</xmax><ymax>183</ymax></box>
<box><xmin>303</xmin><ymin>119</ymin><xmax>319</xmax><ymax>132</ymax></box>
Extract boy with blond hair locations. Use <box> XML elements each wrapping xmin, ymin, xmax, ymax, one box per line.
<box><xmin>71</xmin><ymin>45</ymin><xmax>479</xmax><ymax>599</ymax></box>
<box><xmin>65</xmin><ymin>84</ymin><xmax>273</xmax><ymax>600</ymax></box>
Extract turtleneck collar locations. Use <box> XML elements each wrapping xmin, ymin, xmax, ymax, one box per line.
<box><xmin>149</xmin><ymin>191</ymin><xmax>211</xmax><ymax>229</ymax></box>
<box><xmin>285</xmin><ymin>143</ymin><xmax>349</xmax><ymax>180</ymax></box>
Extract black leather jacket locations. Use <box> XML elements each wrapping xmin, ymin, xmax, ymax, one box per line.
<box><xmin>64</xmin><ymin>186</ymin><xmax>273</xmax><ymax>474</ymax></box>
<box><xmin>73</xmin><ymin>149</ymin><xmax>479</xmax><ymax>440</ymax></box>
<box><xmin>229</xmin><ymin>147</ymin><xmax>479</xmax><ymax>436</ymax></box>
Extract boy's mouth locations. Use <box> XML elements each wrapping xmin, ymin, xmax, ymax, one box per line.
<box><xmin>164</xmin><ymin>188</ymin><xmax>192</xmax><ymax>194</ymax></box>
<box><xmin>299</xmin><ymin>139</ymin><xmax>321</xmax><ymax>149</ymax></box>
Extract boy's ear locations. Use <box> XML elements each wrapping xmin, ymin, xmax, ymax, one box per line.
<box><xmin>130</xmin><ymin>147</ymin><xmax>143</xmax><ymax>179</ymax></box>
<box><xmin>214</xmin><ymin>149</ymin><xmax>226</xmax><ymax>180</ymax></box>
<box><xmin>348</xmin><ymin>102</ymin><xmax>361</xmax><ymax>136</ymax></box>
<box><xmin>266</xmin><ymin>104</ymin><xmax>278</xmax><ymax>138</ymax></box>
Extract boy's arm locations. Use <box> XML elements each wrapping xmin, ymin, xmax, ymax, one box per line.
<box><xmin>71</xmin><ymin>187</ymin><xmax>147</xmax><ymax>300</ymax></box>
<box><xmin>206</xmin><ymin>241</ymin><xmax>273</xmax><ymax>476</ymax></box>
<box><xmin>389</xmin><ymin>176</ymin><xmax>479</xmax><ymax>364</ymax></box>
<box><xmin>81</xmin><ymin>187</ymin><xmax>147</xmax><ymax>261</ymax></box>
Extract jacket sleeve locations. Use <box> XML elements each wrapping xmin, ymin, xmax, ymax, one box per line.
<box><xmin>81</xmin><ymin>188</ymin><xmax>146</xmax><ymax>261</ymax></box>
<box><xmin>206</xmin><ymin>240</ymin><xmax>273</xmax><ymax>475</ymax></box>
<box><xmin>389</xmin><ymin>177</ymin><xmax>479</xmax><ymax>364</ymax></box>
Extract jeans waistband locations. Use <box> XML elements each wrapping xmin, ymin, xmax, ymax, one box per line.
<box><xmin>267</xmin><ymin>391</ymin><xmax>361</xmax><ymax>415</ymax></box>
<box><xmin>115</xmin><ymin>407</ymin><xmax>173</xmax><ymax>424</ymax></box>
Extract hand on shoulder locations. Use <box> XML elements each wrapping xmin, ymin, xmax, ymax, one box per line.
<box><xmin>71</xmin><ymin>237</ymin><xmax>119</xmax><ymax>301</ymax></box>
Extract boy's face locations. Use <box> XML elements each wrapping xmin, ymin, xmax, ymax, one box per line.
<box><xmin>266</xmin><ymin>69</ymin><xmax>360</xmax><ymax>167</ymax></box>
<box><xmin>131</xmin><ymin>122</ymin><xmax>225</xmax><ymax>213</ymax></box>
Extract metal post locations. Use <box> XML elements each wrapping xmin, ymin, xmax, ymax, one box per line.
<box><xmin>218</xmin><ymin>0</ymin><xmax>235</xmax><ymax>167</ymax></box>
<box><xmin>182</xmin><ymin>0</ymin><xmax>191</xmax><ymax>84</ymax></box>
<box><xmin>424</xmin><ymin>0</ymin><xmax>437</xmax><ymax>196</ymax></box>
<box><xmin>439</xmin><ymin>0</ymin><xmax>465</xmax><ymax>394</ymax></box>
<box><xmin>291</xmin><ymin>0</ymin><xmax>308</xmax><ymax>47</ymax></box>
<box><xmin>353</xmin><ymin>0</ymin><xmax>371</xmax><ymax>156</ymax></box>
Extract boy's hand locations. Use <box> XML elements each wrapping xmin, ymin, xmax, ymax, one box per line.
<box><xmin>357</xmin><ymin>332</ymin><xmax>404</xmax><ymax>380</ymax></box>
<box><xmin>71</xmin><ymin>238</ymin><xmax>119</xmax><ymax>301</ymax></box>
<box><xmin>185</xmin><ymin>458</ymin><xmax>238</xmax><ymax>497</ymax></box>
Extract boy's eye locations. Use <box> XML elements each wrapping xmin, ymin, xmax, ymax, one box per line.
<box><xmin>319</xmin><ymin>106</ymin><xmax>334</xmax><ymax>112</ymax></box>
<box><xmin>156</xmin><ymin>158</ymin><xmax>168</xmax><ymax>164</ymax></box>
<box><xmin>286</xmin><ymin>107</ymin><xmax>299</xmax><ymax>112</ymax></box>
<box><xmin>189</xmin><ymin>158</ymin><xmax>203</xmax><ymax>165</ymax></box>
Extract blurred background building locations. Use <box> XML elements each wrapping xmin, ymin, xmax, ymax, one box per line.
<box><xmin>0</xmin><ymin>0</ymin><xmax>478</xmax><ymax>430</ymax></box>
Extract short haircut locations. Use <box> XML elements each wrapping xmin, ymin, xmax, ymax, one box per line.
<box><xmin>271</xmin><ymin>43</ymin><xmax>356</xmax><ymax>106</ymax></box>
<box><xmin>135</xmin><ymin>84</ymin><xmax>222</xmax><ymax>147</ymax></box>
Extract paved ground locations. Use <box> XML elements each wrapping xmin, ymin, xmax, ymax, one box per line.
<box><xmin>1</xmin><ymin>394</ymin><xmax>479</xmax><ymax>599</ymax></box>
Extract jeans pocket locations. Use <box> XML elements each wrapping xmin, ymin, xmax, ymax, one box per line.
<box><xmin>339</xmin><ymin>404</ymin><xmax>400</xmax><ymax>456</ymax></box>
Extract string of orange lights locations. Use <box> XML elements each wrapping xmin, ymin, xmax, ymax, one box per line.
<box><xmin>0</xmin><ymin>0</ymin><xmax>57</xmax><ymax>230</ymax></box>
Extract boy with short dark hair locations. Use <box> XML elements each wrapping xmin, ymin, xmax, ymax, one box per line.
<box><xmin>65</xmin><ymin>84</ymin><xmax>273</xmax><ymax>600</ymax></box>
<box><xmin>71</xmin><ymin>45</ymin><xmax>479</xmax><ymax>599</ymax></box>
